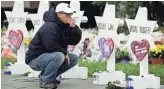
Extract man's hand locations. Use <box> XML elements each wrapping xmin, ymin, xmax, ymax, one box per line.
<box><xmin>66</xmin><ymin>54</ymin><xmax>70</xmax><ymax>65</ymax></box>
<box><xmin>67</xmin><ymin>18</ymin><xmax>76</xmax><ymax>28</ymax></box>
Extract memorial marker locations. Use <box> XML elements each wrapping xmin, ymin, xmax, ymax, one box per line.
<box><xmin>125</xmin><ymin>7</ymin><xmax>160</xmax><ymax>89</ymax></box>
<box><xmin>28</xmin><ymin>1</ymin><xmax>49</xmax><ymax>38</ymax></box>
<box><xmin>93</xmin><ymin>3</ymin><xmax>125</xmax><ymax>85</ymax></box>
<box><xmin>62</xmin><ymin>1</ymin><xmax>88</xmax><ymax>79</ymax></box>
<box><xmin>5</xmin><ymin>1</ymin><xmax>31</xmax><ymax>74</ymax></box>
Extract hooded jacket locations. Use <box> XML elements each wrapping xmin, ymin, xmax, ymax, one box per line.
<box><xmin>25</xmin><ymin>8</ymin><xmax>82</xmax><ymax>64</ymax></box>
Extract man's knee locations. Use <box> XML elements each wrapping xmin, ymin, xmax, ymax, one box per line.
<box><xmin>69</xmin><ymin>53</ymin><xmax>79</xmax><ymax>65</ymax></box>
<box><xmin>74</xmin><ymin>55</ymin><xmax>79</xmax><ymax>64</ymax></box>
<box><xmin>51</xmin><ymin>52</ymin><xmax>65</xmax><ymax>65</ymax></box>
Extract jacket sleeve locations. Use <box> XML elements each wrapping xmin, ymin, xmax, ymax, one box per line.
<box><xmin>67</xmin><ymin>25</ymin><xmax>82</xmax><ymax>45</ymax></box>
<box><xmin>41</xmin><ymin>23</ymin><xmax>67</xmax><ymax>55</ymax></box>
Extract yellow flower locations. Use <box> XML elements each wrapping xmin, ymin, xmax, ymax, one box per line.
<box><xmin>24</xmin><ymin>38</ymin><xmax>31</xmax><ymax>46</ymax></box>
<box><xmin>150</xmin><ymin>48</ymin><xmax>155</xmax><ymax>52</ymax></box>
<box><xmin>156</xmin><ymin>44</ymin><xmax>161</xmax><ymax>47</ymax></box>
<box><xmin>159</xmin><ymin>49</ymin><xmax>162</xmax><ymax>53</ymax></box>
<box><xmin>150</xmin><ymin>44</ymin><xmax>164</xmax><ymax>58</ymax></box>
<box><xmin>161</xmin><ymin>45</ymin><xmax>164</xmax><ymax>50</ymax></box>
<box><xmin>155</xmin><ymin>50</ymin><xmax>159</xmax><ymax>54</ymax></box>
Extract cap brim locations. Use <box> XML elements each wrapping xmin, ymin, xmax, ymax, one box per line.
<box><xmin>64</xmin><ymin>8</ymin><xmax>75</xmax><ymax>14</ymax></box>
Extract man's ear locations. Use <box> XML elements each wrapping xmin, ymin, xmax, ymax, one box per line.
<box><xmin>57</xmin><ymin>13</ymin><xmax>62</xmax><ymax>18</ymax></box>
<box><xmin>56</xmin><ymin>13</ymin><xmax>60</xmax><ymax>17</ymax></box>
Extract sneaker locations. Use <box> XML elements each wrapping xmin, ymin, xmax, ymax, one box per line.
<box><xmin>39</xmin><ymin>75</ymin><xmax>61</xmax><ymax>88</ymax></box>
<box><xmin>44</xmin><ymin>83</ymin><xmax>57</xmax><ymax>89</ymax></box>
<box><xmin>54</xmin><ymin>80</ymin><xmax>61</xmax><ymax>85</ymax></box>
<box><xmin>39</xmin><ymin>75</ymin><xmax>44</xmax><ymax>88</ymax></box>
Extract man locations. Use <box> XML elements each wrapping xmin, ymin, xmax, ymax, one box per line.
<box><xmin>25</xmin><ymin>3</ymin><xmax>82</xmax><ymax>89</ymax></box>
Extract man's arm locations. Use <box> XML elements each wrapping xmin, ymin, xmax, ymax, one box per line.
<box><xmin>67</xmin><ymin>25</ymin><xmax>82</xmax><ymax>45</ymax></box>
<box><xmin>41</xmin><ymin>23</ymin><xmax>67</xmax><ymax>55</ymax></box>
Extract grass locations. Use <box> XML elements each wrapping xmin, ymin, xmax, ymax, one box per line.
<box><xmin>79</xmin><ymin>60</ymin><xmax>106</xmax><ymax>76</ymax></box>
<box><xmin>1</xmin><ymin>58</ymin><xmax>17</xmax><ymax>69</ymax></box>
<box><xmin>79</xmin><ymin>60</ymin><xmax>164</xmax><ymax>85</ymax></box>
<box><xmin>1</xmin><ymin>58</ymin><xmax>164</xmax><ymax>84</ymax></box>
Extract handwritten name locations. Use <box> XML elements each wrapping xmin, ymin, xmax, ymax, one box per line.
<box><xmin>129</xmin><ymin>25</ymin><xmax>151</xmax><ymax>34</ymax></box>
<box><xmin>8</xmin><ymin>17</ymin><xmax>25</xmax><ymax>24</ymax></box>
<box><xmin>98</xmin><ymin>23</ymin><xmax>114</xmax><ymax>30</ymax></box>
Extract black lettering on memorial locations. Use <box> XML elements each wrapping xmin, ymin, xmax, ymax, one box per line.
<box><xmin>33</xmin><ymin>20</ymin><xmax>40</xmax><ymax>25</ymax></box>
<box><xmin>139</xmin><ymin>26</ymin><xmax>150</xmax><ymax>34</ymax></box>
<box><xmin>17</xmin><ymin>17</ymin><xmax>25</xmax><ymax>24</ymax></box>
<box><xmin>8</xmin><ymin>17</ymin><xmax>16</xmax><ymax>23</ymax></box>
<box><xmin>98</xmin><ymin>23</ymin><xmax>106</xmax><ymax>29</ymax></box>
<box><xmin>73</xmin><ymin>16</ymin><xmax>79</xmax><ymax>20</ymax></box>
<box><xmin>130</xmin><ymin>25</ymin><xmax>138</xmax><ymax>33</ymax></box>
<box><xmin>74</xmin><ymin>17</ymin><xmax>79</xmax><ymax>23</ymax></box>
<box><xmin>108</xmin><ymin>24</ymin><xmax>114</xmax><ymax>30</ymax></box>
<box><xmin>148</xmin><ymin>27</ymin><xmax>151</xmax><ymax>34</ymax></box>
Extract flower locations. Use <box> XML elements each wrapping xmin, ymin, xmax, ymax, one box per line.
<box><xmin>24</xmin><ymin>38</ymin><xmax>31</xmax><ymax>46</ymax></box>
<box><xmin>118</xmin><ymin>47</ymin><xmax>130</xmax><ymax>61</ymax></box>
<box><xmin>150</xmin><ymin>48</ymin><xmax>155</xmax><ymax>52</ymax></box>
<box><xmin>149</xmin><ymin>44</ymin><xmax>164</xmax><ymax>59</ymax></box>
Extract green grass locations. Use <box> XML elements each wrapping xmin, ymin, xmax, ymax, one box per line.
<box><xmin>1</xmin><ymin>58</ymin><xmax>17</xmax><ymax>69</ymax></box>
<box><xmin>79</xmin><ymin>60</ymin><xmax>164</xmax><ymax>85</ymax></box>
<box><xmin>79</xmin><ymin>60</ymin><xmax>106</xmax><ymax>76</ymax></box>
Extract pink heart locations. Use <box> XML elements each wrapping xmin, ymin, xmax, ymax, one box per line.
<box><xmin>9</xmin><ymin>30</ymin><xmax>23</xmax><ymax>50</ymax></box>
<box><xmin>131</xmin><ymin>40</ymin><xmax>150</xmax><ymax>61</ymax></box>
<box><xmin>98</xmin><ymin>38</ymin><xmax>114</xmax><ymax>59</ymax></box>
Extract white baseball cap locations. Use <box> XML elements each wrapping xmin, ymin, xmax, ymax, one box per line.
<box><xmin>55</xmin><ymin>3</ymin><xmax>75</xmax><ymax>14</ymax></box>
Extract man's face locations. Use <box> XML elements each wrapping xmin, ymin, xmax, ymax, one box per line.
<box><xmin>57</xmin><ymin>12</ymin><xmax>73</xmax><ymax>24</ymax></box>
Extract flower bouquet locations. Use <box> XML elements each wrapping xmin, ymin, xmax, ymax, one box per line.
<box><xmin>149</xmin><ymin>44</ymin><xmax>164</xmax><ymax>64</ymax></box>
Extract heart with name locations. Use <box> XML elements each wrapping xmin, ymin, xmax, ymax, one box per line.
<box><xmin>131</xmin><ymin>39</ymin><xmax>150</xmax><ymax>61</ymax></box>
<box><xmin>98</xmin><ymin>37</ymin><xmax>114</xmax><ymax>59</ymax></box>
<box><xmin>9</xmin><ymin>30</ymin><xmax>23</xmax><ymax>50</ymax></box>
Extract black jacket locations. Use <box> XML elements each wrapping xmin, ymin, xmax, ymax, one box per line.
<box><xmin>25</xmin><ymin>8</ymin><xmax>82</xmax><ymax>64</ymax></box>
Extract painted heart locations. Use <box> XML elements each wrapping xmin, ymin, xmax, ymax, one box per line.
<box><xmin>9</xmin><ymin>30</ymin><xmax>23</xmax><ymax>50</ymax></box>
<box><xmin>131</xmin><ymin>39</ymin><xmax>150</xmax><ymax>61</ymax></box>
<box><xmin>98</xmin><ymin>37</ymin><xmax>114</xmax><ymax>59</ymax></box>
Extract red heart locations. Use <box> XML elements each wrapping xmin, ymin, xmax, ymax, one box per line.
<box><xmin>131</xmin><ymin>40</ymin><xmax>150</xmax><ymax>61</ymax></box>
<box><xmin>98</xmin><ymin>38</ymin><xmax>114</xmax><ymax>59</ymax></box>
<box><xmin>9</xmin><ymin>30</ymin><xmax>23</xmax><ymax>50</ymax></box>
<box><xmin>106</xmin><ymin>38</ymin><xmax>114</xmax><ymax>58</ymax></box>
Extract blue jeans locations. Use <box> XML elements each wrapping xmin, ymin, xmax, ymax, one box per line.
<box><xmin>28</xmin><ymin>52</ymin><xmax>78</xmax><ymax>84</ymax></box>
